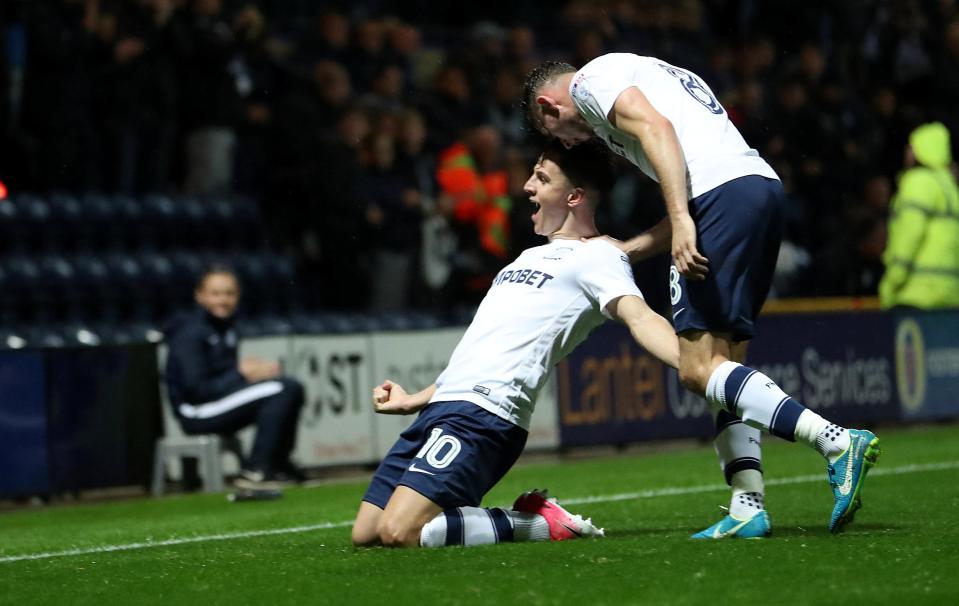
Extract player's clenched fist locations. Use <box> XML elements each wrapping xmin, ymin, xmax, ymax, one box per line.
<box><xmin>372</xmin><ymin>379</ymin><xmax>411</xmax><ymax>414</ymax></box>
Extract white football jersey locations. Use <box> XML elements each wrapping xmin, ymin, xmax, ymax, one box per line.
<box><xmin>431</xmin><ymin>239</ymin><xmax>642</xmax><ymax>430</ymax></box>
<box><xmin>570</xmin><ymin>53</ymin><xmax>779</xmax><ymax>198</ymax></box>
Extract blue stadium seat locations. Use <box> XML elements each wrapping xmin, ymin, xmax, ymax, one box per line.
<box><xmin>37</xmin><ymin>255</ymin><xmax>79</xmax><ymax>322</ymax></box>
<box><xmin>175</xmin><ymin>195</ymin><xmax>214</xmax><ymax>248</ymax></box>
<box><xmin>46</xmin><ymin>193</ymin><xmax>83</xmax><ymax>252</ymax></box>
<box><xmin>6</xmin><ymin>255</ymin><xmax>42</xmax><ymax>322</ymax></box>
<box><xmin>74</xmin><ymin>253</ymin><xmax>116</xmax><ymax>322</ymax></box>
<box><xmin>112</xmin><ymin>194</ymin><xmax>145</xmax><ymax>251</ymax></box>
<box><xmin>0</xmin><ymin>263</ymin><xmax>15</xmax><ymax>324</ymax></box>
<box><xmin>143</xmin><ymin>194</ymin><xmax>180</xmax><ymax>249</ymax></box>
<box><xmin>168</xmin><ymin>250</ymin><xmax>206</xmax><ymax>311</ymax></box>
<box><xmin>79</xmin><ymin>193</ymin><xmax>119</xmax><ymax>251</ymax></box>
<box><xmin>290</xmin><ymin>312</ymin><xmax>333</xmax><ymax>334</ymax></box>
<box><xmin>242</xmin><ymin>314</ymin><xmax>294</xmax><ymax>337</ymax></box>
<box><xmin>12</xmin><ymin>194</ymin><xmax>51</xmax><ymax>253</ymax></box>
<box><xmin>0</xmin><ymin>328</ymin><xmax>29</xmax><ymax>350</ymax></box>
<box><xmin>138</xmin><ymin>251</ymin><xmax>178</xmax><ymax>320</ymax></box>
<box><xmin>105</xmin><ymin>253</ymin><xmax>147</xmax><ymax>320</ymax></box>
<box><xmin>0</xmin><ymin>196</ymin><xmax>22</xmax><ymax>254</ymax></box>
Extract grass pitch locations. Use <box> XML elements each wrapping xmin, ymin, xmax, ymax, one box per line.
<box><xmin>2</xmin><ymin>424</ymin><xmax>959</xmax><ymax>605</ymax></box>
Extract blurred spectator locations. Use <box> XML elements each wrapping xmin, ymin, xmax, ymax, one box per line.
<box><xmin>880</xmin><ymin>122</ymin><xmax>959</xmax><ymax>309</ymax></box>
<box><xmin>358</xmin><ymin>63</ymin><xmax>406</xmax><ymax>113</ymax></box>
<box><xmin>97</xmin><ymin>0</ymin><xmax>177</xmax><ymax>194</ymax></box>
<box><xmin>300</xmin><ymin>9</ymin><xmax>350</xmax><ymax>63</ymax></box>
<box><xmin>8</xmin><ymin>0</ymin><xmax>959</xmax><ymax>316</ymax></box>
<box><xmin>361</xmin><ymin>131</ymin><xmax>424</xmax><ymax>311</ymax></box>
<box><xmin>343</xmin><ymin>18</ymin><xmax>386</xmax><ymax>93</ymax></box>
<box><xmin>419</xmin><ymin>64</ymin><xmax>479</xmax><ymax>152</ymax></box>
<box><xmin>436</xmin><ymin>124</ymin><xmax>511</xmax><ymax>304</ymax></box>
<box><xmin>484</xmin><ymin>68</ymin><xmax>527</xmax><ymax>148</ymax></box>
<box><xmin>164</xmin><ymin>265</ymin><xmax>305</xmax><ymax>487</ymax></box>
<box><xmin>172</xmin><ymin>0</ymin><xmax>246</xmax><ymax>193</ymax></box>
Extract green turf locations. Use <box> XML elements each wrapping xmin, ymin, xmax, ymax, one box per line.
<box><xmin>3</xmin><ymin>424</ymin><xmax>959</xmax><ymax>605</ymax></box>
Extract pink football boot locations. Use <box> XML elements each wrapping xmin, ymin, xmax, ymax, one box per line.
<box><xmin>512</xmin><ymin>489</ymin><xmax>605</xmax><ymax>540</ymax></box>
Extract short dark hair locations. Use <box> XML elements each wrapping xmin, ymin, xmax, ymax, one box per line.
<box><xmin>196</xmin><ymin>264</ymin><xmax>240</xmax><ymax>291</ymax></box>
<box><xmin>522</xmin><ymin>61</ymin><xmax>577</xmax><ymax>132</ymax></box>
<box><xmin>540</xmin><ymin>139</ymin><xmax>615</xmax><ymax>203</ymax></box>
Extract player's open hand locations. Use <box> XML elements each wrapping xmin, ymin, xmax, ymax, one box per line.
<box><xmin>671</xmin><ymin>214</ymin><xmax>708</xmax><ymax>280</ymax></box>
<box><xmin>372</xmin><ymin>379</ymin><xmax>412</xmax><ymax>414</ymax></box>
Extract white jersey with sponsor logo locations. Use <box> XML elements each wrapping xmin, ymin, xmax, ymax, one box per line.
<box><xmin>431</xmin><ymin>239</ymin><xmax>642</xmax><ymax>430</ymax></box>
<box><xmin>570</xmin><ymin>53</ymin><xmax>779</xmax><ymax>198</ymax></box>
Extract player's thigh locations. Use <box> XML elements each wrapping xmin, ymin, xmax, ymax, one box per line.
<box><xmin>378</xmin><ymin>486</ymin><xmax>443</xmax><ymax>547</ymax></box>
<box><xmin>352</xmin><ymin>501</ymin><xmax>385</xmax><ymax>547</ymax></box>
<box><xmin>674</xmin><ymin>176</ymin><xmax>784</xmax><ymax>340</ymax></box>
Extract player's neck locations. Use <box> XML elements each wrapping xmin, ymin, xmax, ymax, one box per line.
<box><xmin>547</xmin><ymin>216</ymin><xmax>598</xmax><ymax>242</ymax></box>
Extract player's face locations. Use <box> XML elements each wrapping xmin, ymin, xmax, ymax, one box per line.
<box><xmin>538</xmin><ymin>105</ymin><xmax>594</xmax><ymax>149</ymax></box>
<box><xmin>195</xmin><ymin>273</ymin><xmax>240</xmax><ymax>319</ymax></box>
<box><xmin>523</xmin><ymin>157</ymin><xmax>573</xmax><ymax>236</ymax></box>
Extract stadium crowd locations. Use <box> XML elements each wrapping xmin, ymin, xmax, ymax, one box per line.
<box><xmin>2</xmin><ymin>0</ymin><xmax>958</xmax><ymax>313</ymax></box>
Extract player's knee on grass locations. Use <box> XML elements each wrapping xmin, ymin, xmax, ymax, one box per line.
<box><xmin>352</xmin><ymin>502</ymin><xmax>384</xmax><ymax>547</ymax></box>
<box><xmin>352</xmin><ymin>521</ymin><xmax>381</xmax><ymax>547</ymax></box>
<box><xmin>376</xmin><ymin>514</ymin><xmax>425</xmax><ymax>548</ymax></box>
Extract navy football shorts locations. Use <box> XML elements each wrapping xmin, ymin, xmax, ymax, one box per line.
<box><xmin>671</xmin><ymin>175</ymin><xmax>785</xmax><ymax>341</ymax></box>
<box><xmin>362</xmin><ymin>400</ymin><xmax>528</xmax><ymax>510</ymax></box>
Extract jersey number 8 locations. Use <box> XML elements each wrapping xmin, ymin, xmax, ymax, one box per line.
<box><xmin>658</xmin><ymin>63</ymin><xmax>724</xmax><ymax>115</ymax></box>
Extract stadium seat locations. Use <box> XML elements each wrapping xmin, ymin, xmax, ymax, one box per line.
<box><xmin>73</xmin><ymin>253</ymin><xmax>114</xmax><ymax>322</ymax></box>
<box><xmin>111</xmin><ymin>194</ymin><xmax>145</xmax><ymax>251</ymax></box>
<box><xmin>242</xmin><ymin>314</ymin><xmax>294</xmax><ymax>337</ymax></box>
<box><xmin>105</xmin><ymin>253</ymin><xmax>151</xmax><ymax>321</ymax></box>
<box><xmin>143</xmin><ymin>194</ymin><xmax>179</xmax><ymax>250</ymax></box>
<box><xmin>138</xmin><ymin>251</ymin><xmax>178</xmax><ymax>320</ymax></box>
<box><xmin>79</xmin><ymin>193</ymin><xmax>119</xmax><ymax>251</ymax></box>
<box><xmin>46</xmin><ymin>193</ymin><xmax>83</xmax><ymax>253</ymax></box>
<box><xmin>175</xmin><ymin>195</ymin><xmax>213</xmax><ymax>248</ymax></box>
<box><xmin>0</xmin><ymin>264</ymin><xmax>14</xmax><ymax>325</ymax></box>
<box><xmin>0</xmin><ymin>196</ymin><xmax>22</xmax><ymax>254</ymax></box>
<box><xmin>13</xmin><ymin>194</ymin><xmax>51</xmax><ymax>254</ymax></box>
<box><xmin>6</xmin><ymin>255</ymin><xmax>42</xmax><ymax>322</ymax></box>
<box><xmin>151</xmin><ymin>345</ymin><xmax>242</xmax><ymax>495</ymax></box>
<box><xmin>36</xmin><ymin>255</ymin><xmax>79</xmax><ymax>322</ymax></box>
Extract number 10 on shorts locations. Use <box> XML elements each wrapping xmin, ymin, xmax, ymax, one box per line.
<box><xmin>415</xmin><ymin>428</ymin><xmax>462</xmax><ymax>469</ymax></box>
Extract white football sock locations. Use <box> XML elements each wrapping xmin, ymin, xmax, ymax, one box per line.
<box><xmin>419</xmin><ymin>507</ymin><xmax>549</xmax><ymax>547</ymax></box>
<box><xmin>728</xmin><ymin>468</ymin><xmax>765</xmax><ymax>518</ymax></box>
<box><xmin>793</xmin><ymin>411</ymin><xmax>850</xmax><ymax>463</ymax></box>
<box><xmin>729</xmin><ymin>490</ymin><xmax>765</xmax><ymax>519</ymax></box>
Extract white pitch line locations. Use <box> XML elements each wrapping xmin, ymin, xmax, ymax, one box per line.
<box><xmin>1</xmin><ymin>460</ymin><xmax>956</xmax><ymax>564</ymax></box>
<box><xmin>561</xmin><ymin>460</ymin><xmax>959</xmax><ymax>505</ymax></box>
<box><xmin>0</xmin><ymin>521</ymin><xmax>354</xmax><ymax>564</ymax></box>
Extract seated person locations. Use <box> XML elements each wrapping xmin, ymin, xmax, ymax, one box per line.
<box><xmin>351</xmin><ymin>141</ymin><xmax>680</xmax><ymax>548</ymax></box>
<box><xmin>164</xmin><ymin>265</ymin><xmax>305</xmax><ymax>488</ymax></box>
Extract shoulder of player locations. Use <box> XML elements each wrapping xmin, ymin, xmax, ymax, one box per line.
<box><xmin>582</xmin><ymin>237</ymin><xmax>627</xmax><ymax>256</ymax></box>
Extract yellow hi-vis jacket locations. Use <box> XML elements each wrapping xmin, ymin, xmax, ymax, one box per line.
<box><xmin>880</xmin><ymin>122</ymin><xmax>959</xmax><ymax>309</ymax></box>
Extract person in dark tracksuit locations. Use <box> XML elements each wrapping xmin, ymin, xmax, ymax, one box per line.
<box><xmin>164</xmin><ymin>265</ymin><xmax>305</xmax><ymax>488</ymax></box>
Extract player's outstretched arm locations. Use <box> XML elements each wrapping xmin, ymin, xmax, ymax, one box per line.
<box><xmin>372</xmin><ymin>380</ymin><xmax>437</xmax><ymax>415</ymax></box>
<box><xmin>610</xmin><ymin>87</ymin><xmax>708</xmax><ymax>280</ymax></box>
<box><xmin>606</xmin><ymin>295</ymin><xmax>679</xmax><ymax>369</ymax></box>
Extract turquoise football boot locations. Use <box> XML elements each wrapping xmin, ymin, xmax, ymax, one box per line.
<box><xmin>828</xmin><ymin>429</ymin><xmax>881</xmax><ymax>533</ymax></box>
<box><xmin>691</xmin><ymin>510</ymin><xmax>771</xmax><ymax>539</ymax></box>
